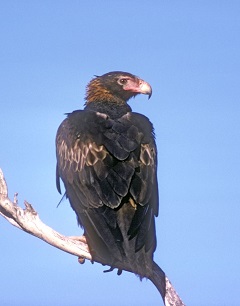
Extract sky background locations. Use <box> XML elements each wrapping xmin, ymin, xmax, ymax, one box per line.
<box><xmin>0</xmin><ymin>1</ymin><xmax>240</xmax><ymax>305</ymax></box>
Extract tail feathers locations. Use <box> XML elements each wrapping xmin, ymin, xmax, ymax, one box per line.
<box><xmin>149</xmin><ymin>262</ymin><xmax>185</xmax><ymax>306</ymax></box>
<box><xmin>149</xmin><ymin>262</ymin><xmax>166</xmax><ymax>302</ymax></box>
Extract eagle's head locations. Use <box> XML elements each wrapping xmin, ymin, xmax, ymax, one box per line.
<box><xmin>85</xmin><ymin>71</ymin><xmax>152</xmax><ymax>104</ymax></box>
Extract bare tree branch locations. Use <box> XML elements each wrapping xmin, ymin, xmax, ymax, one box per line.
<box><xmin>0</xmin><ymin>168</ymin><xmax>91</xmax><ymax>259</ymax></box>
<box><xmin>0</xmin><ymin>168</ymin><xmax>185</xmax><ymax>306</ymax></box>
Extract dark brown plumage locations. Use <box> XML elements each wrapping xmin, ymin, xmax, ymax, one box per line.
<box><xmin>56</xmin><ymin>71</ymin><xmax>165</xmax><ymax>297</ymax></box>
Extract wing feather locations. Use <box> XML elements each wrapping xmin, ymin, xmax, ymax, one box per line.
<box><xmin>56</xmin><ymin>109</ymin><xmax>158</xmax><ymax>257</ymax></box>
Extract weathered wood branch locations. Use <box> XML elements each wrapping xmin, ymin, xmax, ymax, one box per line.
<box><xmin>0</xmin><ymin>168</ymin><xmax>185</xmax><ymax>306</ymax></box>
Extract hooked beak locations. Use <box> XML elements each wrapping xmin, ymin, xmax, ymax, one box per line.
<box><xmin>138</xmin><ymin>79</ymin><xmax>152</xmax><ymax>99</ymax></box>
<box><xmin>121</xmin><ymin>75</ymin><xmax>152</xmax><ymax>100</ymax></box>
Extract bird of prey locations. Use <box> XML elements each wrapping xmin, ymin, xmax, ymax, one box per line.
<box><xmin>56</xmin><ymin>71</ymin><xmax>165</xmax><ymax>297</ymax></box>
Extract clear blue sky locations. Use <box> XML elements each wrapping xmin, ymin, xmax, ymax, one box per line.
<box><xmin>1</xmin><ymin>1</ymin><xmax>240</xmax><ymax>305</ymax></box>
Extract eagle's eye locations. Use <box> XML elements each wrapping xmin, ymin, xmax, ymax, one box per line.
<box><xmin>119</xmin><ymin>78</ymin><xmax>128</xmax><ymax>85</ymax></box>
